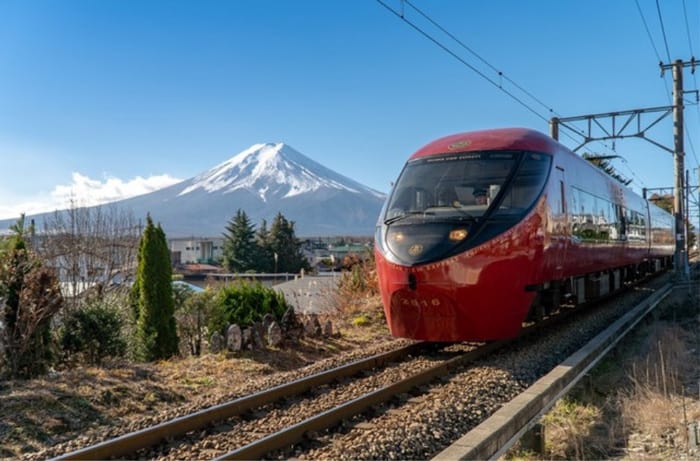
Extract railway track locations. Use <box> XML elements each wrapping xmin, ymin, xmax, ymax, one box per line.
<box><xmin>212</xmin><ymin>287</ymin><xmax>655</xmax><ymax>461</ymax></box>
<box><xmin>51</xmin><ymin>338</ymin><xmax>506</xmax><ymax>460</ymax></box>
<box><xmin>434</xmin><ymin>281</ymin><xmax>674</xmax><ymax>460</ymax></box>
<box><xmin>51</xmin><ymin>340</ymin><xmax>434</xmax><ymax>460</ymax></box>
<box><xmin>51</xmin><ymin>275</ymin><xmax>672</xmax><ymax>460</ymax></box>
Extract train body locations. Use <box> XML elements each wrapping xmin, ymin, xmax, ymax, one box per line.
<box><xmin>375</xmin><ymin>128</ymin><xmax>674</xmax><ymax>342</ymax></box>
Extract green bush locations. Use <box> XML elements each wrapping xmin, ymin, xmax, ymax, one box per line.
<box><xmin>60</xmin><ymin>303</ymin><xmax>127</xmax><ymax>364</ymax></box>
<box><xmin>209</xmin><ymin>282</ymin><xmax>288</xmax><ymax>334</ymax></box>
<box><xmin>176</xmin><ymin>289</ymin><xmax>216</xmax><ymax>356</ymax></box>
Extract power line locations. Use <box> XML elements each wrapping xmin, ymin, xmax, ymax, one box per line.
<box><xmin>634</xmin><ymin>0</ymin><xmax>674</xmax><ymax>107</ymax></box>
<box><xmin>402</xmin><ymin>0</ymin><xmax>557</xmax><ymax>117</ymax></box>
<box><xmin>655</xmin><ymin>0</ymin><xmax>673</xmax><ymax>63</ymax></box>
<box><xmin>617</xmin><ymin>156</ymin><xmax>648</xmax><ymax>189</ymax></box>
<box><xmin>375</xmin><ymin>0</ymin><xmax>619</xmax><ymax>152</ymax></box>
<box><xmin>682</xmin><ymin>0</ymin><xmax>695</xmax><ymax>54</ymax></box>
<box><xmin>375</xmin><ymin>0</ymin><xmax>552</xmax><ymax>125</ymax></box>
<box><xmin>635</xmin><ymin>0</ymin><xmax>663</xmax><ymax>63</ymax></box>
<box><xmin>637</xmin><ymin>0</ymin><xmax>676</xmax><ymax>170</ymax></box>
<box><xmin>681</xmin><ymin>0</ymin><xmax>700</xmax><ymax>169</ymax></box>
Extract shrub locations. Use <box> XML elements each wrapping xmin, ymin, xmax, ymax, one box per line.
<box><xmin>0</xmin><ymin>222</ymin><xmax>63</xmax><ymax>378</ymax></box>
<box><xmin>337</xmin><ymin>251</ymin><xmax>378</xmax><ymax>298</ymax></box>
<box><xmin>351</xmin><ymin>314</ymin><xmax>371</xmax><ymax>326</ymax></box>
<box><xmin>209</xmin><ymin>281</ymin><xmax>288</xmax><ymax>334</ymax></box>
<box><xmin>176</xmin><ymin>289</ymin><xmax>215</xmax><ymax>356</ymax></box>
<box><xmin>60</xmin><ymin>303</ymin><xmax>127</xmax><ymax>365</ymax></box>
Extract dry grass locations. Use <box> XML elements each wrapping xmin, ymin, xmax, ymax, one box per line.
<box><xmin>330</xmin><ymin>256</ymin><xmax>388</xmax><ymax>338</ymax></box>
<box><xmin>508</xmin><ymin>290</ymin><xmax>700</xmax><ymax>461</ymax></box>
<box><xmin>0</xmin><ymin>258</ymin><xmax>396</xmax><ymax>459</ymax></box>
<box><xmin>615</xmin><ymin>321</ymin><xmax>700</xmax><ymax>459</ymax></box>
<box><xmin>0</xmin><ymin>314</ymin><xmax>395</xmax><ymax>459</ymax></box>
<box><xmin>542</xmin><ymin>398</ymin><xmax>608</xmax><ymax>459</ymax></box>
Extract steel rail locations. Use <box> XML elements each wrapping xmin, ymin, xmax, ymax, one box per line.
<box><xmin>433</xmin><ymin>282</ymin><xmax>674</xmax><ymax>461</ymax></box>
<box><xmin>214</xmin><ymin>338</ymin><xmax>509</xmax><ymax>460</ymax></box>
<box><xmin>54</xmin><ymin>273</ymin><xmax>670</xmax><ymax>460</ymax></box>
<box><xmin>51</xmin><ymin>341</ymin><xmax>427</xmax><ymax>461</ymax></box>
<box><xmin>211</xmin><ymin>283</ymin><xmax>645</xmax><ymax>460</ymax></box>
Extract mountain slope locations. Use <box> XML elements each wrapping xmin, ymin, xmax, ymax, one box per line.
<box><xmin>3</xmin><ymin>143</ymin><xmax>386</xmax><ymax>237</ymax></box>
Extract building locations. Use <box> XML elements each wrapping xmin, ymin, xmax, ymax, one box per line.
<box><xmin>169</xmin><ymin>237</ymin><xmax>224</xmax><ymax>265</ymax></box>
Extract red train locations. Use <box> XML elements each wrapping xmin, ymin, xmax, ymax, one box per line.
<box><xmin>375</xmin><ymin>128</ymin><xmax>674</xmax><ymax>342</ymax></box>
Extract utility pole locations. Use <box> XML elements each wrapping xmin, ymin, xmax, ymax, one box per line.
<box><xmin>687</xmin><ymin>169</ymin><xmax>691</xmax><ymax>256</ymax></box>
<box><xmin>550</xmin><ymin>58</ymin><xmax>695</xmax><ymax>279</ymax></box>
<box><xmin>660</xmin><ymin>58</ymin><xmax>695</xmax><ymax>278</ymax></box>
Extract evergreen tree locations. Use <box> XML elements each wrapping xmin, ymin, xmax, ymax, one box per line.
<box><xmin>267</xmin><ymin>212</ymin><xmax>310</xmax><ymax>273</ymax></box>
<box><xmin>222</xmin><ymin>209</ymin><xmax>259</xmax><ymax>272</ymax></box>
<box><xmin>133</xmin><ymin>215</ymin><xmax>179</xmax><ymax>360</ymax></box>
<box><xmin>255</xmin><ymin>219</ymin><xmax>273</xmax><ymax>273</ymax></box>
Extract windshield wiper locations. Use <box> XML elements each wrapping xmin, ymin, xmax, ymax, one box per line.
<box><xmin>383</xmin><ymin>210</ymin><xmax>434</xmax><ymax>225</ymax></box>
<box><xmin>422</xmin><ymin>206</ymin><xmax>477</xmax><ymax>220</ymax></box>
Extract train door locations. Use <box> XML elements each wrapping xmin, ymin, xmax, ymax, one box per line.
<box><xmin>551</xmin><ymin>166</ymin><xmax>568</xmax><ymax>279</ymax></box>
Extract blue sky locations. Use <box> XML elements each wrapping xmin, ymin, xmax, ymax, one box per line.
<box><xmin>1</xmin><ymin>0</ymin><xmax>698</xmax><ymax>220</ymax></box>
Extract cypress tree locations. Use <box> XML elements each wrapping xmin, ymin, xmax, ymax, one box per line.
<box><xmin>134</xmin><ymin>215</ymin><xmax>179</xmax><ymax>360</ymax></box>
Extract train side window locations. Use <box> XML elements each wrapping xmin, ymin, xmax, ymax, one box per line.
<box><xmin>618</xmin><ymin>205</ymin><xmax>627</xmax><ymax>239</ymax></box>
<box><xmin>494</xmin><ymin>153</ymin><xmax>551</xmax><ymax>217</ymax></box>
<box><xmin>559</xmin><ymin>180</ymin><xmax>565</xmax><ymax>214</ymax></box>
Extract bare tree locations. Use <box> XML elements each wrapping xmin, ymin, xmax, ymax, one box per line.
<box><xmin>37</xmin><ymin>200</ymin><xmax>142</xmax><ymax>311</ymax></box>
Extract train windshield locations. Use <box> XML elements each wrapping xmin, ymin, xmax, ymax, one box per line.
<box><xmin>380</xmin><ymin>150</ymin><xmax>552</xmax><ymax>265</ymax></box>
<box><xmin>385</xmin><ymin>151</ymin><xmax>549</xmax><ymax>223</ymax></box>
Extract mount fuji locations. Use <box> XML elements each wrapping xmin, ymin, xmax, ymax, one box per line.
<box><xmin>5</xmin><ymin>143</ymin><xmax>387</xmax><ymax>237</ymax></box>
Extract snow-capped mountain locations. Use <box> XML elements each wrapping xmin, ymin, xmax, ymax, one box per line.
<box><xmin>3</xmin><ymin>143</ymin><xmax>387</xmax><ymax>237</ymax></box>
<box><xmin>179</xmin><ymin>143</ymin><xmax>384</xmax><ymax>202</ymax></box>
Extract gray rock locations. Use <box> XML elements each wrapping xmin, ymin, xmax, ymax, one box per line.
<box><xmin>226</xmin><ymin>324</ymin><xmax>242</xmax><ymax>352</ymax></box>
<box><xmin>267</xmin><ymin>321</ymin><xmax>283</xmax><ymax>347</ymax></box>
<box><xmin>304</xmin><ymin>315</ymin><xmax>322</xmax><ymax>337</ymax></box>
<box><xmin>210</xmin><ymin>331</ymin><xmax>224</xmax><ymax>353</ymax></box>
<box><xmin>251</xmin><ymin>322</ymin><xmax>265</xmax><ymax>349</ymax></box>
<box><xmin>322</xmin><ymin>320</ymin><xmax>333</xmax><ymax>337</ymax></box>
<box><xmin>242</xmin><ymin>328</ymin><xmax>253</xmax><ymax>350</ymax></box>
<box><xmin>281</xmin><ymin>307</ymin><xmax>304</xmax><ymax>341</ymax></box>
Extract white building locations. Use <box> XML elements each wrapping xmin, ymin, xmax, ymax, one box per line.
<box><xmin>169</xmin><ymin>237</ymin><xmax>224</xmax><ymax>265</ymax></box>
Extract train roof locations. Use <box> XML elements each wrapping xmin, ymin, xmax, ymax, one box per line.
<box><xmin>409</xmin><ymin>128</ymin><xmax>561</xmax><ymax>160</ymax></box>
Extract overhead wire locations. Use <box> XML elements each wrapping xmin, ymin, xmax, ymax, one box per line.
<box><xmin>635</xmin><ymin>0</ymin><xmax>674</xmax><ymax>103</ymax></box>
<box><xmin>682</xmin><ymin>0</ymin><xmax>696</xmax><ymax>55</ymax></box>
<box><xmin>636</xmin><ymin>0</ymin><xmax>699</xmax><ymax>183</ymax></box>
<box><xmin>681</xmin><ymin>0</ymin><xmax>700</xmax><ymax>170</ymax></box>
<box><xmin>402</xmin><ymin>0</ymin><xmax>557</xmax><ymax>117</ymax></box>
<box><xmin>636</xmin><ymin>0</ymin><xmax>663</xmax><ymax>63</ymax></box>
<box><xmin>655</xmin><ymin>0</ymin><xmax>673</xmax><ymax>63</ymax></box>
<box><xmin>374</xmin><ymin>0</ymin><xmax>551</xmax><ymax>126</ymax></box>
<box><xmin>401</xmin><ymin>0</ymin><xmax>623</xmax><ymax>156</ymax></box>
<box><xmin>375</xmin><ymin>0</ymin><xmax>619</xmax><ymax>153</ymax></box>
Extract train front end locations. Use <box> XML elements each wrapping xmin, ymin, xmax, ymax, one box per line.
<box><xmin>375</xmin><ymin>130</ymin><xmax>553</xmax><ymax>341</ymax></box>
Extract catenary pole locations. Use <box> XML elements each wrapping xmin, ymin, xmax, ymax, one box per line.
<box><xmin>670</xmin><ymin>59</ymin><xmax>686</xmax><ymax>278</ymax></box>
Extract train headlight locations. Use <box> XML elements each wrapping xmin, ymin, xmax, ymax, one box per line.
<box><xmin>449</xmin><ymin>228</ymin><xmax>468</xmax><ymax>241</ymax></box>
<box><xmin>390</xmin><ymin>231</ymin><xmax>405</xmax><ymax>243</ymax></box>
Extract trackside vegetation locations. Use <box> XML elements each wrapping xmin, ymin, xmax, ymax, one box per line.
<box><xmin>131</xmin><ymin>215</ymin><xmax>179</xmax><ymax>361</ymax></box>
<box><xmin>0</xmin><ymin>208</ymin><xmax>324</xmax><ymax>375</ymax></box>
<box><xmin>208</xmin><ymin>282</ymin><xmax>289</xmax><ymax>336</ymax></box>
<box><xmin>0</xmin><ymin>216</ymin><xmax>63</xmax><ymax>378</ymax></box>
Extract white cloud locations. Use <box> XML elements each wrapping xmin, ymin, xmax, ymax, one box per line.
<box><xmin>0</xmin><ymin>172</ymin><xmax>182</xmax><ymax>220</ymax></box>
<box><xmin>51</xmin><ymin>172</ymin><xmax>182</xmax><ymax>206</ymax></box>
